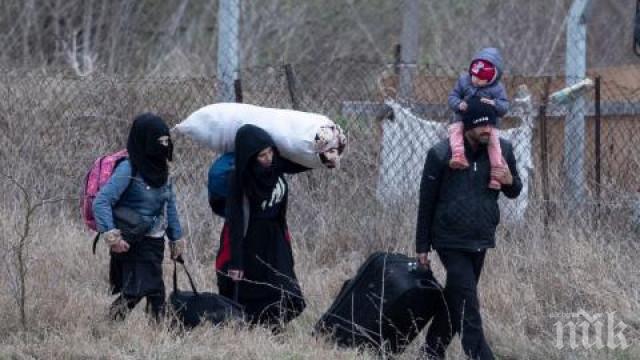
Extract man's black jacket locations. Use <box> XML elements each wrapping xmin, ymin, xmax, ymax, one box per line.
<box><xmin>415</xmin><ymin>137</ymin><xmax>522</xmax><ymax>253</ymax></box>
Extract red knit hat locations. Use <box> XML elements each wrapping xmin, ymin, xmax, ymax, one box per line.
<box><xmin>469</xmin><ymin>59</ymin><xmax>496</xmax><ymax>82</ymax></box>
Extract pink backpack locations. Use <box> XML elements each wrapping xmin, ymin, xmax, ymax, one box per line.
<box><xmin>81</xmin><ymin>149</ymin><xmax>128</xmax><ymax>232</ymax></box>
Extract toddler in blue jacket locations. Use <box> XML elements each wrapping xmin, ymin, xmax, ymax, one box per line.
<box><xmin>448</xmin><ymin>47</ymin><xmax>510</xmax><ymax>189</ymax></box>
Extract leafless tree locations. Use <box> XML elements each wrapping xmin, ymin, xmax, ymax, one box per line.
<box><xmin>0</xmin><ymin>0</ymin><xmax>635</xmax><ymax>75</ymax></box>
<box><xmin>1</xmin><ymin>172</ymin><xmax>66</xmax><ymax>330</ymax></box>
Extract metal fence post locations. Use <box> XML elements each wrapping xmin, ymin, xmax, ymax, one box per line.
<box><xmin>540</xmin><ymin>77</ymin><xmax>552</xmax><ymax>238</ymax></box>
<box><xmin>594</xmin><ymin>75</ymin><xmax>601</xmax><ymax>228</ymax></box>
<box><xmin>234</xmin><ymin>78</ymin><xmax>243</xmax><ymax>103</ymax></box>
<box><xmin>564</xmin><ymin>0</ymin><xmax>592</xmax><ymax>207</ymax></box>
<box><xmin>393</xmin><ymin>44</ymin><xmax>402</xmax><ymax>76</ymax></box>
<box><xmin>540</xmin><ymin>104</ymin><xmax>549</xmax><ymax>229</ymax></box>
<box><xmin>284</xmin><ymin>64</ymin><xmax>300</xmax><ymax>110</ymax></box>
<box><xmin>399</xmin><ymin>0</ymin><xmax>419</xmax><ymax>100</ymax></box>
<box><xmin>216</xmin><ymin>0</ymin><xmax>240</xmax><ymax>102</ymax></box>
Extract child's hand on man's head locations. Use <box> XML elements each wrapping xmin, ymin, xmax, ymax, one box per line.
<box><xmin>480</xmin><ymin>98</ymin><xmax>496</xmax><ymax>107</ymax></box>
<box><xmin>459</xmin><ymin>101</ymin><xmax>468</xmax><ymax>112</ymax></box>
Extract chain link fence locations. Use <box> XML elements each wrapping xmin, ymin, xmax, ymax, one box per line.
<box><xmin>2</xmin><ymin>57</ymin><xmax>640</xmax><ymax>260</ymax></box>
<box><xmin>1</xmin><ymin>0</ymin><xmax>640</xmax><ymax>261</ymax></box>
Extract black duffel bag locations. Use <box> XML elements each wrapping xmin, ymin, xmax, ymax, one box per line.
<box><xmin>169</xmin><ymin>257</ymin><xmax>244</xmax><ymax>328</ymax></box>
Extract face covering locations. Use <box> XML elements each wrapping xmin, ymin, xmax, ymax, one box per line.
<box><xmin>246</xmin><ymin>154</ymin><xmax>279</xmax><ymax>200</ymax></box>
<box><xmin>127</xmin><ymin>113</ymin><xmax>172</xmax><ymax>188</ymax></box>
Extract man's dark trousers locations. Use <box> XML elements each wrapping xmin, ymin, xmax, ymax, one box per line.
<box><xmin>422</xmin><ymin>249</ymin><xmax>494</xmax><ymax>360</ymax></box>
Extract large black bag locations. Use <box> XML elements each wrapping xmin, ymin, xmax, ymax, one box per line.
<box><xmin>169</xmin><ymin>258</ymin><xmax>244</xmax><ymax>328</ymax></box>
<box><xmin>315</xmin><ymin>252</ymin><xmax>443</xmax><ymax>354</ymax></box>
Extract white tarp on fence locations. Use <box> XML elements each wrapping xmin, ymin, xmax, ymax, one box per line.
<box><xmin>377</xmin><ymin>97</ymin><xmax>534</xmax><ymax>223</ymax></box>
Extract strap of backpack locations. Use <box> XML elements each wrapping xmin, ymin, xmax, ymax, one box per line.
<box><xmin>173</xmin><ymin>256</ymin><xmax>199</xmax><ymax>295</ymax></box>
<box><xmin>92</xmin><ymin>233</ymin><xmax>101</xmax><ymax>254</ymax></box>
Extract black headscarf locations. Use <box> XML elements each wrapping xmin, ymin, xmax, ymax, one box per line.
<box><xmin>234</xmin><ymin>124</ymin><xmax>279</xmax><ymax>201</ymax></box>
<box><xmin>127</xmin><ymin>113</ymin><xmax>173</xmax><ymax>188</ymax></box>
<box><xmin>227</xmin><ymin>124</ymin><xmax>279</xmax><ymax>269</ymax></box>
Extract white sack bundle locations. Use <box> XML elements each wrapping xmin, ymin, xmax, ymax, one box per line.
<box><xmin>174</xmin><ymin>103</ymin><xmax>346</xmax><ymax>169</ymax></box>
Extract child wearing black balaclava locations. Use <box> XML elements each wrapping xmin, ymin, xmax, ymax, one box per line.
<box><xmin>93</xmin><ymin>113</ymin><xmax>185</xmax><ymax>321</ymax></box>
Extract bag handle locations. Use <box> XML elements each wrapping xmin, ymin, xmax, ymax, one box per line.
<box><xmin>173</xmin><ymin>256</ymin><xmax>199</xmax><ymax>295</ymax></box>
<box><xmin>173</xmin><ymin>256</ymin><xmax>240</xmax><ymax>303</ymax></box>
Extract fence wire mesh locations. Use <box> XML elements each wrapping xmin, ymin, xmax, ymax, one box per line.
<box><xmin>1</xmin><ymin>0</ymin><xmax>640</xmax><ymax>258</ymax></box>
<box><xmin>2</xmin><ymin>58</ymin><xmax>640</xmax><ymax>257</ymax></box>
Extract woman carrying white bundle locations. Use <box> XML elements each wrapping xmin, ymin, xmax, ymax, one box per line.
<box><xmin>215</xmin><ymin>124</ymin><xmax>310</xmax><ymax>330</ymax></box>
<box><xmin>174</xmin><ymin>103</ymin><xmax>346</xmax><ymax>169</ymax></box>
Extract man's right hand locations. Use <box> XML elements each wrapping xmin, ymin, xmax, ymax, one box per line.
<box><xmin>228</xmin><ymin>269</ymin><xmax>244</xmax><ymax>281</ymax></box>
<box><xmin>417</xmin><ymin>252</ymin><xmax>430</xmax><ymax>267</ymax></box>
<box><xmin>459</xmin><ymin>101</ymin><xmax>468</xmax><ymax>112</ymax></box>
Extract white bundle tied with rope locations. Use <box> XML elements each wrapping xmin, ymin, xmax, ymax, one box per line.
<box><xmin>173</xmin><ymin>103</ymin><xmax>346</xmax><ymax>169</ymax></box>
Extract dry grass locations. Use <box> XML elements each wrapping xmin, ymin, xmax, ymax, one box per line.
<box><xmin>0</xmin><ymin>212</ymin><xmax>638</xmax><ymax>359</ymax></box>
<box><xmin>0</xmin><ymin>75</ymin><xmax>639</xmax><ymax>359</ymax></box>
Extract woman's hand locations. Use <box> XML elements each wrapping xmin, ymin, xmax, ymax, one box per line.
<box><xmin>228</xmin><ymin>269</ymin><xmax>244</xmax><ymax>281</ymax></box>
<box><xmin>104</xmin><ymin>229</ymin><xmax>130</xmax><ymax>253</ymax></box>
<box><xmin>170</xmin><ymin>238</ymin><xmax>187</xmax><ymax>260</ymax></box>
